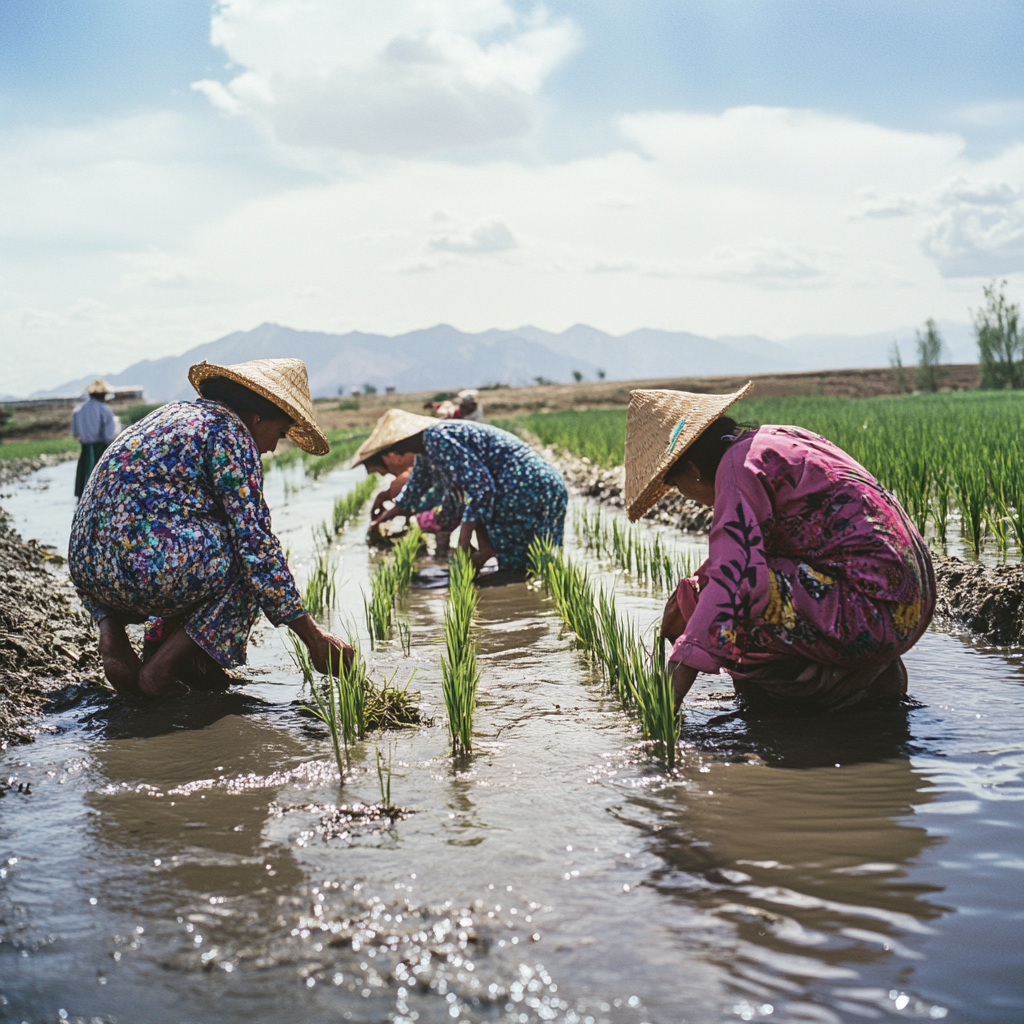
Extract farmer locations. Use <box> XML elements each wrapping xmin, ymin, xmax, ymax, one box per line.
<box><xmin>423</xmin><ymin>388</ymin><xmax>484</xmax><ymax>421</ymax></box>
<box><xmin>354</xmin><ymin>409</ymin><xmax>567</xmax><ymax>570</ymax></box>
<box><xmin>71</xmin><ymin>379</ymin><xmax>119</xmax><ymax>499</ymax></box>
<box><xmin>625</xmin><ymin>386</ymin><xmax>935</xmax><ymax>712</ymax></box>
<box><xmin>69</xmin><ymin>358</ymin><xmax>350</xmax><ymax>698</ymax></box>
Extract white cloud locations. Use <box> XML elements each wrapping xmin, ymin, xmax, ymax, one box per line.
<box><xmin>428</xmin><ymin>215</ymin><xmax>518</xmax><ymax>254</ymax></box>
<box><xmin>920</xmin><ymin>176</ymin><xmax>1024</xmax><ymax>277</ymax></box>
<box><xmin>701</xmin><ymin>240</ymin><xmax>826</xmax><ymax>286</ymax></box>
<box><xmin>192</xmin><ymin>0</ymin><xmax>579</xmax><ymax>154</ymax></box>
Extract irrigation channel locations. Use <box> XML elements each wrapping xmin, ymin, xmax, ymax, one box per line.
<box><xmin>2</xmin><ymin>458</ymin><xmax>1023</xmax><ymax>1024</ymax></box>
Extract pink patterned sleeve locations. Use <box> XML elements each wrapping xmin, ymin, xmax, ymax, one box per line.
<box><xmin>669</xmin><ymin>450</ymin><xmax>774</xmax><ymax>672</ymax></box>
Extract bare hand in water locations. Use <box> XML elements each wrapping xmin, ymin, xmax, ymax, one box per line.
<box><xmin>288</xmin><ymin>614</ymin><xmax>354</xmax><ymax>675</ymax></box>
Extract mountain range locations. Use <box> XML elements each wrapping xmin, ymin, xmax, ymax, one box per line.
<box><xmin>34</xmin><ymin>320</ymin><xmax>978</xmax><ymax>402</ymax></box>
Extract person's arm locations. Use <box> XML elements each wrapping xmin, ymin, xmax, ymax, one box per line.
<box><xmin>101</xmin><ymin>405</ymin><xmax>118</xmax><ymax>444</ymax></box>
<box><xmin>372</xmin><ymin>455</ymin><xmax>433</xmax><ymax>528</ymax></box>
<box><xmin>71</xmin><ymin>405</ymin><xmax>82</xmax><ymax>441</ymax></box>
<box><xmin>371</xmin><ymin>468</ymin><xmax>411</xmax><ymax>519</ymax></box>
<box><xmin>668</xmin><ymin>454</ymin><xmax>773</xmax><ymax>682</ymax></box>
<box><xmin>424</xmin><ymin>428</ymin><xmax>496</xmax><ymax>527</ymax></box>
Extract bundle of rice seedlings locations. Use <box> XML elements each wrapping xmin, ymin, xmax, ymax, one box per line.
<box><xmin>333</xmin><ymin>475</ymin><xmax>378</xmax><ymax>534</ymax></box>
<box><xmin>441</xmin><ymin>548</ymin><xmax>479</xmax><ymax>755</ymax></box>
<box><xmin>364</xmin><ymin>670</ymin><xmax>421</xmax><ymax>731</ymax></box>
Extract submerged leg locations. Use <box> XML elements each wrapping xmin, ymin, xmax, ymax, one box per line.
<box><xmin>137</xmin><ymin>624</ymin><xmax>228</xmax><ymax>698</ymax></box>
<box><xmin>98</xmin><ymin>617</ymin><xmax>142</xmax><ymax>695</ymax></box>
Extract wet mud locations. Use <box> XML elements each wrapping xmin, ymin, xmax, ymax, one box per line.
<box><xmin>0</xmin><ymin>507</ymin><xmax>102</xmax><ymax>745</ymax></box>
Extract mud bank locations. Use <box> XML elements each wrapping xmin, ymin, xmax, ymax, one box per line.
<box><xmin>0</xmin><ymin>506</ymin><xmax>102</xmax><ymax>746</ymax></box>
<box><xmin>0</xmin><ymin>451</ymin><xmax>78</xmax><ymax>487</ymax></box>
<box><xmin>933</xmin><ymin>558</ymin><xmax>1024</xmax><ymax>645</ymax></box>
<box><xmin>539</xmin><ymin>444</ymin><xmax>713</xmax><ymax>532</ymax></box>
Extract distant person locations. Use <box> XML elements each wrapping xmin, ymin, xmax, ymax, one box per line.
<box><xmin>355</xmin><ymin>409</ymin><xmax>567</xmax><ymax>571</ymax></box>
<box><xmin>69</xmin><ymin>358</ymin><xmax>350</xmax><ymax>698</ymax></box>
<box><xmin>625</xmin><ymin>386</ymin><xmax>935</xmax><ymax>712</ymax></box>
<box><xmin>422</xmin><ymin>388</ymin><xmax>483</xmax><ymax>421</ymax></box>
<box><xmin>71</xmin><ymin>379</ymin><xmax>119</xmax><ymax>499</ymax></box>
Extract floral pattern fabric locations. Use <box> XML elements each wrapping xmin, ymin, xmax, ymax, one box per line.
<box><xmin>69</xmin><ymin>399</ymin><xmax>304</xmax><ymax>667</ymax></box>
<box><xmin>670</xmin><ymin>426</ymin><xmax>935</xmax><ymax>674</ymax></box>
<box><xmin>396</xmin><ymin>421</ymin><xmax>568</xmax><ymax>568</ymax></box>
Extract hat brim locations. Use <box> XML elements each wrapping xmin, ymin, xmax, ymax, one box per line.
<box><xmin>188</xmin><ymin>362</ymin><xmax>329</xmax><ymax>456</ymax></box>
<box><xmin>351</xmin><ymin>409</ymin><xmax>439</xmax><ymax>467</ymax></box>
<box><xmin>625</xmin><ymin>382</ymin><xmax>753</xmax><ymax>522</ymax></box>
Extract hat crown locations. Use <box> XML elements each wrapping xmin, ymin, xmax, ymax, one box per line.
<box><xmin>624</xmin><ymin>383</ymin><xmax>753</xmax><ymax>521</ymax></box>
<box><xmin>187</xmin><ymin>357</ymin><xmax>329</xmax><ymax>455</ymax></box>
<box><xmin>352</xmin><ymin>407</ymin><xmax>441</xmax><ymax>466</ymax></box>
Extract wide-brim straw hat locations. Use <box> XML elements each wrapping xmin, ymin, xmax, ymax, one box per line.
<box><xmin>85</xmin><ymin>378</ymin><xmax>111</xmax><ymax>395</ymax></box>
<box><xmin>188</xmin><ymin>358</ymin><xmax>329</xmax><ymax>456</ymax></box>
<box><xmin>624</xmin><ymin>383</ymin><xmax>754</xmax><ymax>522</ymax></box>
<box><xmin>352</xmin><ymin>408</ymin><xmax>439</xmax><ymax>467</ymax></box>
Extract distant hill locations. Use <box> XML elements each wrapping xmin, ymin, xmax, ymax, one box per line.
<box><xmin>35</xmin><ymin>320</ymin><xmax>978</xmax><ymax>401</ymax></box>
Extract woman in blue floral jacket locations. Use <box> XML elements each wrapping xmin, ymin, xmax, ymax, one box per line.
<box><xmin>69</xmin><ymin>359</ymin><xmax>349</xmax><ymax>699</ymax></box>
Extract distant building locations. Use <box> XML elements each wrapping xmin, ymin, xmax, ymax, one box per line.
<box><xmin>385</xmin><ymin>386</ymin><xmax>396</xmax><ymax>394</ymax></box>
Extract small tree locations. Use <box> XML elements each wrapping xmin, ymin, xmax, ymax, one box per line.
<box><xmin>975</xmin><ymin>279</ymin><xmax>1023</xmax><ymax>389</ymax></box>
<box><xmin>915</xmin><ymin>319</ymin><xmax>944</xmax><ymax>392</ymax></box>
<box><xmin>597</xmin><ymin>368</ymin><xmax>606</xmax><ymax>380</ymax></box>
<box><xmin>572</xmin><ymin>369</ymin><xmax>583</xmax><ymax>382</ymax></box>
<box><xmin>889</xmin><ymin>341</ymin><xmax>908</xmax><ymax>394</ymax></box>
<box><xmin>362</xmin><ymin>383</ymin><xmax>378</xmax><ymax>395</ymax></box>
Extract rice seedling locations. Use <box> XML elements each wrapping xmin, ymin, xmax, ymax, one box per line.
<box><xmin>286</xmin><ymin>632</ymin><xmax>315</xmax><ymax>687</ymax></box>
<box><xmin>302</xmin><ymin>643</ymin><xmax>368</xmax><ymax>775</ymax></box>
<box><xmin>375</xmin><ymin>744</ymin><xmax>396</xmax><ymax>814</ymax></box>
<box><xmin>302</xmin><ymin>546</ymin><xmax>337</xmax><ymax>621</ymax></box>
<box><xmin>572</xmin><ymin>505</ymin><xmax>695</xmax><ymax>589</ymax></box>
<box><xmin>364</xmin><ymin>524</ymin><xmax>424</xmax><ymax>644</ymax></box>
<box><xmin>529</xmin><ymin>536</ymin><xmax>681</xmax><ymax>768</ymax></box>
<box><xmin>332</xmin><ymin>475</ymin><xmax>377</xmax><ymax>533</ymax></box>
<box><xmin>441</xmin><ymin>548</ymin><xmax>479</xmax><ymax>755</ymax></box>
<box><xmin>629</xmin><ymin>635</ymin><xmax>681</xmax><ymax>769</ymax></box>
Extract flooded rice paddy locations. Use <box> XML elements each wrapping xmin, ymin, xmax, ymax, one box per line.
<box><xmin>1</xmin><ymin>461</ymin><xmax>1023</xmax><ymax>1024</ymax></box>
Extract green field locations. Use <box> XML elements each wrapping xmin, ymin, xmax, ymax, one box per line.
<box><xmin>0</xmin><ymin>437</ymin><xmax>79</xmax><ymax>460</ymax></box>
<box><xmin>496</xmin><ymin>392</ymin><xmax>1024</xmax><ymax>559</ymax></box>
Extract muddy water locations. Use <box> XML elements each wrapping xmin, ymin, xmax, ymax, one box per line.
<box><xmin>2</xmin><ymin>461</ymin><xmax>1023</xmax><ymax>1023</ymax></box>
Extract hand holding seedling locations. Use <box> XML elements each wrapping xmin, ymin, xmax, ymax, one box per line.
<box><xmin>458</xmin><ymin>521</ymin><xmax>497</xmax><ymax>570</ymax></box>
<box><xmin>288</xmin><ymin>613</ymin><xmax>352</xmax><ymax>675</ymax></box>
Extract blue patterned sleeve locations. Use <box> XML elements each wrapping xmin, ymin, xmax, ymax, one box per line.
<box><xmin>207</xmin><ymin>421</ymin><xmax>305</xmax><ymax>626</ymax></box>
<box><xmin>423</xmin><ymin>428</ymin><xmax>494</xmax><ymax>524</ymax></box>
<box><xmin>394</xmin><ymin>455</ymin><xmax>437</xmax><ymax>513</ymax></box>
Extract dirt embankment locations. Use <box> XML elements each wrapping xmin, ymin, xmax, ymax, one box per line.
<box><xmin>549</xmin><ymin>444</ymin><xmax>1024</xmax><ymax>648</ymax></box>
<box><xmin>0</xmin><ymin>500</ymin><xmax>103</xmax><ymax>746</ymax></box>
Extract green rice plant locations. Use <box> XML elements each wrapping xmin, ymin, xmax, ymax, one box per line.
<box><xmin>441</xmin><ymin>548</ymin><xmax>480</xmax><ymax>755</ymax></box>
<box><xmin>302</xmin><ymin>644</ymin><xmax>368</xmax><ymax>775</ymax></box>
<box><xmin>286</xmin><ymin>632</ymin><xmax>315</xmax><ymax>687</ymax></box>
<box><xmin>303</xmin><ymin>547</ymin><xmax>337</xmax><ymax>621</ymax></box>
<box><xmin>332</xmin><ymin>475</ymin><xmax>377</xmax><ymax>533</ymax></box>
<box><xmin>529</xmin><ymin>536</ymin><xmax>681</xmax><ymax>768</ymax></box>
<box><xmin>363</xmin><ymin>524</ymin><xmax>424</xmax><ymax>645</ymax></box>
<box><xmin>305</xmin><ymin>428</ymin><xmax>372</xmax><ymax>480</ymax></box>
<box><xmin>375</xmin><ymin>745</ymin><xmax>396</xmax><ymax>813</ymax></box>
<box><xmin>629</xmin><ymin>635</ymin><xmax>681</xmax><ymax>769</ymax></box>
<box><xmin>572</xmin><ymin>505</ymin><xmax>695</xmax><ymax>589</ymax></box>
<box><xmin>493</xmin><ymin>408</ymin><xmax>628</xmax><ymax>467</ymax></box>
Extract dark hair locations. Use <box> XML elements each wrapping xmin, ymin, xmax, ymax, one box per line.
<box><xmin>669</xmin><ymin>415</ymin><xmax>744</xmax><ymax>481</ymax></box>
<box><xmin>199</xmin><ymin>376</ymin><xmax>292</xmax><ymax>423</ymax></box>
<box><xmin>382</xmin><ymin>432</ymin><xmax>426</xmax><ymax>457</ymax></box>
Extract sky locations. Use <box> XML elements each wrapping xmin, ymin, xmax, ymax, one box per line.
<box><xmin>1</xmin><ymin>0</ymin><xmax>1022</xmax><ymax>395</ymax></box>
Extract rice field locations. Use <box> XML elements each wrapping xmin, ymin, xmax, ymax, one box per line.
<box><xmin>364</xmin><ymin>523</ymin><xmax>424</xmax><ymax>644</ymax></box>
<box><xmin>500</xmin><ymin>391</ymin><xmax>1024</xmax><ymax>561</ymax></box>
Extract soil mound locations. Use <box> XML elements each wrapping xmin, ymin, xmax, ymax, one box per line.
<box><xmin>0</xmin><ymin>506</ymin><xmax>102</xmax><ymax>745</ymax></box>
<box><xmin>933</xmin><ymin>558</ymin><xmax>1024</xmax><ymax>646</ymax></box>
<box><xmin>539</xmin><ymin>444</ymin><xmax>713</xmax><ymax>533</ymax></box>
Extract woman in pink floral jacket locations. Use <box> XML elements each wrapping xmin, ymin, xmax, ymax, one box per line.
<box><xmin>625</xmin><ymin>387</ymin><xmax>935</xmax><ymax>712</ymax></box>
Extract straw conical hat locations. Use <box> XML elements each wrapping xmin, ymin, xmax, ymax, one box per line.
<box><xmin>352</xmin><ymin>408</ymin><xmax>439</xmax><ymax>467</ymax></box>
<box><xmin>188</xmin><ymin>358</ymin><xmax>329</xmax><ymax>455</ymax></box>
<box><xmin>624</xmin><ymin>383</ymin><xmax>753</xmax><ymax>521</ymax></box>
<box><xmin>85</xmin><ymin>378</ymin><xmax>111</xmax><ymax>395</ymax></box>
